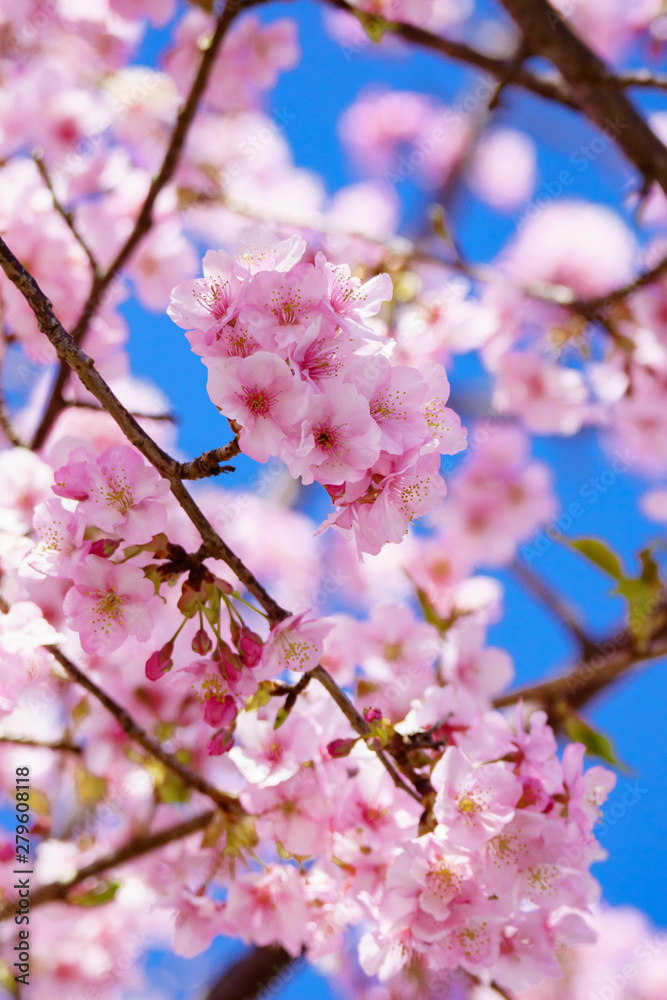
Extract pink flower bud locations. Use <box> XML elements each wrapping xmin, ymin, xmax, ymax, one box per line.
<box><xmin>89</xmin><ymin>538</ymin><xmax>121</xmax><ymax>558</ymax></box>
<box><xmin>191</xmin><ymin>628</ymin><xmax>212</xmax><ymax>655</ymax></box>
<box><xmin>203</xmin><ymin>693</ymin><xmax>237</xmax><ymax>728</ymax></box>
<box><xmin>327</xmin><ymin>737</ymin><xmax>357</xmax><ymax>759</ymax></box>
<box><xmin>237</xmin><ymin>629</ymin><xmax>263</xmax><ymax>668</ymax></box>
<box><xmin>364</xmin><ymin>707</ymin><xmax>383</xmax><ymax>723</ymax></box>
<box><xmin>207</xmin><ymin>726</ymin><xmax>234</xmax><ymax>756</ymax></box>
<box><xmin>145</xmin><ymin>642</ymin><xmax>173</xmax><ymax>681</ymax></box>
<box><xmin>218</xmin><ymin>641</ymin><xmax>244</xmax><ymax>692</ymax></box>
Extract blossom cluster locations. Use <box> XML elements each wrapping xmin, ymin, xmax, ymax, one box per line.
<box><xmin>0</xmin><ymin>0</ymin><xmax>663</xmax><ymax>998</ymax></box>
<box><xmin>168</xmin><ymin>232</ymin><xmax>467</xmax><ymax>554</ymax></box>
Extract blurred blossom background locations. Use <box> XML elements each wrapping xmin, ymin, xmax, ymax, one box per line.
<box><xmin>1</xmin><ymin>0</ymin><xmax>667</xmax><ymax>996</ymax></box>
<box><xmin>106</xmin><ymin>2</ymin><xmax>667</xmax><ymax>994</ymax></box>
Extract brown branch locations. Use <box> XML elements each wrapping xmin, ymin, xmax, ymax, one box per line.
<box><xmin>311</xmin><ymin>665</ymin><xmax>426</xmax><ymax>802</ymax></box>
<box><xmin>510</xmin><ymin>559</ymin><xmax>596</xmax><ymax>654</ymax></box>
<box><xmin>317</xmin><ymin>0</ymin><xmax>578</xmax><ymax>108</ymax></box>
<box><xmin>30</xmin><ymin>0</ymin><xmax>243</xmax><ymax>451</ymax></box>
<box><xmin>0</xmin><ymin>233</ymin><xmax>288</xmax><ymax>622</ymax></box>
<box><xmin>204</xmin><ymin>945</ymin><xmax>297</xmax><ymax>1000</ymax></box>
<box><xmin>496</xmin><ymin>0</ymin><xmax>667</xmax><ymax>196</ymax></box>
<box><xmin>618</xmin><ymin>69</ymin><xmax>667</xmax><ymax>91</ymax></box>
<box><xmin>33</xmin><ymin>153</ymin><xmax>100</xmax><ymax>278</ymax></box>
<box><xmin>176</xmin><ymin>439</ymin><xmax>241</xmax><ymax>480</ymax></box>
<box><xmin>0</xmin><ymin>810</ymin><xmax>215</xmax><ymax>920</ymax></box>
<box><xmin>0</xmin><ymin>736</ymin><xmax>81</xmax><ymax>754</ymax></box>
<box><xmin>493</xmin><ymin>612</ymin><xmax>667</xmax><ymax>726</ymax></box>
<box><xmin>577</xmin><ymin>250</ymin><xmax>667</xmax><ymax>313</ymax></box>
<box><xmin>0</xmin><ymin>390</ymin><xmax>22</xmax><ymax>447</ymax></box>
<box><xmin>46</xmin><ymin>645</ymin><xmax>245</xmax><ymax>818</ymax></box>
<box><xmin>65</xmin><ymin>399</ymin><xmax>179</xmax><ymax>423</ymax></box>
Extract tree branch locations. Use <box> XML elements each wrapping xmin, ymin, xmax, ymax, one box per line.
<box><xmin>46</xmin><ymin>645</ymin><xmax>245</xmax><ymax>818</ymax></box>
<box><xmin>30</xmin><ymin>0</ymin><xmax>243</xmax><ymax>451</ymax></box>
<box><xmin>317</xmin><ymin>0</ymin><xmax>578</xmax><ymax>108</ymax></box>
<box><xmin>0</xmin><ymin>233</ymin><xmax>289</xmax><ymax>623</ymax></box>
<box><xmin>0</xmin><ymin>736</ymin><xmax>81</xmax><ymax>753</ymax></box>
<box><xmin>33</xmin><ymin>153</ymin><xmax>100</xmax><ymax>278</ymax></box>
<box><xmin>204</xmin><ymin>945</ymin><xmax>297</xmax><ymax>1000</ymax></box>
<box><xmin>496</xmin><ymin>0</ymin><xmax>667</xmax><ymax>196</ymax></box>
<box><xmin>493</xmin><ymin>608</ymin><xmax>667</xmax><ymax>725</ymax></box>
<box><xmin>510</xmin><ymin>559</ymin><xmax>596</xmax><ymax>655</ymax></box>
<box><xmin>311</xmin><ymin>665</ymin><xmax>426</xmax><ymax>802</ymax></box>
<box><xmin>0</xmin><ymin>810</ymin><xmax>215</xmax><ymax>920</ymax></box>
<box><xmin>176</xmin><ymin>439</ymin><xmax>241</xmax><ymax>480</ymax></box>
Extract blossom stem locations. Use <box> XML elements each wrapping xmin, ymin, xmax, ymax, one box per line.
<box><xmin>45</xmin><ymin>644</ymin><xmax>245</xmax><ymax>818</ymax></box>
<box><xmin>0</xmin><ymin>810</ymin><xmax>215</xmax><ymax>921</ymax></box>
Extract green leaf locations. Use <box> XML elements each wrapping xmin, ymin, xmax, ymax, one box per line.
<box><xmin>351</xmin><ymin>9</ymin><xmax>395</xmax><ymax>42</ymax></box>
<box><xmin>570</xmin><ymin>538</ymin><xmax>625</xmax><ymax>579</ymax></box>
<box><xmin>143</xmin><ymin>564</ymin><xmax>167</xmax><ymax>600</ymax></box>
<box><xmin>245</xmin><ymin>680</ymin><xmax>274</xmax><ymax>712</ymax></box>
<box><xmin>75</xmin><ymin>768</ymin><xmax>106</xmax><ymax>807</ymax></box>
<box><xmin>72</xmin><ymin>880</ymin><xmax>121</xmax><ymax>907</ymax></box>
<box><xmin>0</xmin><ymin>958</ymin><xmax>17</xmax><ymax>994</ymax></box>
<box><xmin>615</xmin><ymin>547</ymin><xmax>663</xmax><ymax>644</ymax></box>
<box><xmin>274</xmin><ymin>705</ymin><xmax>289</xmax><ymax>730</ymax></box>
<box><xmin>200</xmin><ymin>811</ymin><xmax>229</xmax><ymax>851</ymax></box>
<box><xmin>563</xmin><ymin>714</ymin><xmax>629</xmax><ymax>771</ymax></box>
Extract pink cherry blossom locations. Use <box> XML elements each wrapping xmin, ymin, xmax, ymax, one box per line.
<box><xmin>64</xmin><ymin>555</ymin><xmax>155</xmax><ymax>654</ymax></box>
<box><xmin>261</xmin><ymin>611</ymin><xmax>333</xmax><ymax>674</ymax></box>
<box><xmin>167</xmin><ymin>247</ymin><xmax>243</xmax><ymax>333</ymax></box>
<box><xmin>224</xmin><ymin>865</ymin><xmax>309</xmax><ymax>957</ymax></box>
<box><xmin>52</xmin><ymin>445</ymin><xmax>170</xmax><ymax>544</ymax></box>
<box><xmin>282</xmin><ymin>381</ymin><xmax>381</xmax><ymax>486</ymax></box>
<box><xmin>205</xmin><ymin>351</ymin><xmax>305</xmax><ymax>463</ymax></box>
<box><xmin>432</xmin><ymin>746</ymin><xmax>522</xmax><ymax>849</ymax></box>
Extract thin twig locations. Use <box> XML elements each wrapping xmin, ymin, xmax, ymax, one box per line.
<box><xmin>618</xmin><ymin>69</ymin><xmax>667</xmax><ymax>91</ymax></box>
<box><xmin>33</xmin><ymin>153</ymin><xmax>100</xmax><ymax>277</ymax></box>
<box><xmin>510</xmin><ymin>559</ymin><xmax>596</xmax><ymax>654</ymax></box>
<box><xmin>0</xmin><ymin>233</ymin><xmax>289</xmax><ymax>623</ymax></box>
<box><xmin>46</xmin><ymin>645</ymin><xmax>245</xmax><ymax>818</ymax></box>
<box><xmin>31</xmin><ymin>0</ymin><xmax>243</xmax><ymax>451</ymax></box>
<box><xmin>0</xmin><ymin>736</ymin><xmax>81</xmax><ymax>754</ymax></box>
<box><xmin>0</xmin><ymin>390</ymin><xmax>22</xmax><ymax>447</ymax></box>
<box><xmin>312</xmin><ymin>665</ymin><xmax>425</xmax><ymax>803</ymax></box>
<box><xmin>65</xmin><ymin>400</ymin><xmax>179</xmax><ymax>423</ymax></box>
<box><xmin>176</xmin><ymin>439</ymin><xmax>241</xmax><ymax>480</ymax></box>
<box><xmin>0</xmin><ymin>810</ymin><xmax>215</xmax><ymax>920</ymax></box>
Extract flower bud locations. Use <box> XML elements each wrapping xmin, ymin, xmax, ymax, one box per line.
<box><xmin>203</xmin><ymin>693</ymin><xmax>237</xmax><ymax>728</ymax></box>
<box><xmin>327</xmin><ymin>737</ymin><xmax>357</xmax><ymax>759</ymax></box>
<box><xmin>89</xmin><ymin>538</ymin><xmax>121</xmax><ymax>558</ymax></box>
<box><xmin>207</xmin><ymin>726</ymin><xmax>234</xmax><ymax>756</ymax></box>
<box><xmin>145</xmin><ymin>642</ymin><xmax>173</xmax><ymax>681</ymax></box>
<box><xmin>191</xmin><ymin>628</ymin><xmax>212</xmax><ymax>655</ymax></box>
<box><xmin>237</xmin><ymin>629</ymin><xmax>263</xmax><ymax>668</ymax></box>
<box><xmin>363</xmin><ymin>707</ymin><xmax>383</xmax><ymax>723</ymax></box>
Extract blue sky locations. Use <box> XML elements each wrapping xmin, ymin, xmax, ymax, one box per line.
<box><xmin>125</xmin><ymin>3</ymin><xmax>667</xmax><ymax>995</ymax></box>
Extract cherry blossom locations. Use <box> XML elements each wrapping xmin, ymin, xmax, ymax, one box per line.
<box><xmin>64</xmin><ymin>555</ymin><xmax>156</xmax><ymax>654</ymax></box>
